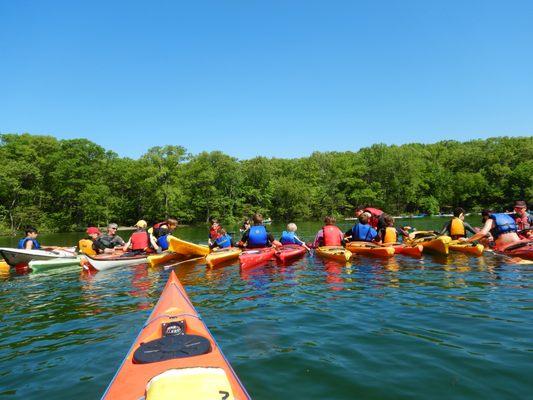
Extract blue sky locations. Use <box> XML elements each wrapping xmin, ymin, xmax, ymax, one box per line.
<box><xmin>1</xmin><ymin>0</ymin><xmax>532</xmax><ymax>159</ymax></box>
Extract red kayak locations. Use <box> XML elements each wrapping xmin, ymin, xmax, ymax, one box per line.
<box><xmin>275</xmin><ymin>244</ymin><xmax>307</xmax><ymax>264</ymax></box>
<box><xmin>392</xmin><ymin>244</ymin><xmax>423</xmax><ymax>258</ymax></box>
<box><xmin>494</xmin><ymin>240</ymin><xmax>533</xmax><ymax>260</ymax></box>
<box><xmin>239</xmin><ymin>247</ymin><xmax>276</xmax><ymax>270</ymax></box>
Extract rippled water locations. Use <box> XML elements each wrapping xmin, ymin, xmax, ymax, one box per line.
<box><xmin>0</xmin><ymin>219</ymin><xmax>531</xmax><ymax>399</ymax></box>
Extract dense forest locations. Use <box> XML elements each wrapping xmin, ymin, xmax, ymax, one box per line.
<box><xmin>0</xmin><ymin>134</ymin><xmax>531</xmax><ymax>234</ymax></box>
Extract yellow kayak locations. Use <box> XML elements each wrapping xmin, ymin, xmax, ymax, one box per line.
<box><xmin>206</xmin><ymin>247</ymin><xmax>242</xmax><ymax>267</ymax></box>
<box><xmin>345</xmin><ymin>242</ymin><xmax>395</xmax><ymax>258</ymax></box>
<box><xmin>147</xmin><ymin>251</ymin><xmax>183</xmax><ymax>267</ymax></box>
<box><xmin>407</xmin><ymin>231</ymin><xmax>451</xmax><ymax>256</ymax></box>
<box><xmin>315</xmin><ymin>246</ymin><xmax>352</xmax><ymax>263</ymax></box>
<box><xmin>449</xmin><ymin>241</ymin><xmax>484</xmax><ymax>257</ymax></box>
<box><xmin>167</xmin><ymin>236</ymin><xmax>210</xmax><ymax>257</ymax></box>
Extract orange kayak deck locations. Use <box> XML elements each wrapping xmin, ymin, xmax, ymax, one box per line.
<box><xmin>102</xmin><ymin>271</ymin><xmax>249</xmax><ymax>399</ymax></box>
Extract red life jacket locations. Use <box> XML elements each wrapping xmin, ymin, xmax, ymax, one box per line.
<box><xmin>364</xmin><ymin>207</ymin><xmax>384</xmax><ymax>229</ymax></box>
<box><xmin>130</xmin><ymin>231</ymin><xmax>150</xmax><ymax>251</ymax></box>
<box><xmin>209</xmin><ymin>226</ymin><xmax>221</xmax><ymax>240</ymax></box>
<box><xmin>323</xmin><ymin>225</ymin><xmax>342</xmax><ymax>246</ymax></box>
<box><xmin>153</xmin><ymin>221</ymin><xmax>165</xmax><ymax>229</ymax></box>
<box><xmin>515</xmin><ymin>214</ymin><xmax>530</xmax><ymax>231</ymax></box>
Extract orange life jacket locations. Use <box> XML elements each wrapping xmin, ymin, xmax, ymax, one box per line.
<box><xmin>382</xmin><ymin>227</ymin><xmax>397</xmax><ymax>244</ymax></box>
<box><xmin>450</xmin><ymin>217</ymin><xmax>465</xmax><ymax>239</ymax></box>
<box><xmin>78</xmin><ymin>238</ymin><xmax>96</xmax><ymax>256</ymax></box>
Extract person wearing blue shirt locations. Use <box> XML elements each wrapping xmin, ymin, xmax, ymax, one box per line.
<box><xmin>210</xmin><ymin>229</ymin><xmax>234</xmax><ymax>250</ymax></box>
<box><xmin>279</xmin><ymin>223</ymin><xmax>310</xmax><ymax>250</ymax></box>
<box><xmin>344</xmin><ymin>214</ymin><xmax>378</xmax><ymax>242</ymax></box>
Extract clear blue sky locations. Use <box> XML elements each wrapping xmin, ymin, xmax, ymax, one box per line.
<box><xmin>1</xmin><ymin>0</ymin><xmax>532</xmax><ymax>159</ymax></box>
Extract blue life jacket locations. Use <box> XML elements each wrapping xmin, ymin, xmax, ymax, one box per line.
<box><xmin>490</xmin><ymin>213</ymin><xmax>517</xmax><ymax>237</ymax></box>
<box><xmin>280</xmin><ymin>231</ymin><xmax>297</xmax><ymax>244</ymax></box>
<box><xmin>156</xmin><ymin>235</ymin><xmax>169</xmax><ymax>251</ymax></box>
<box><xmin>18</xmin><ymin>238</ymin><xmax>40</xmax><ymax>250</ymax></box>
<box><xmin>248</xmin><ymin>225</ymin><xmax>268</xmax><ymax>247</ymax></box>
<box><xmin>352</xmin><ymin>223</ymin><xmax>376</xmax><ymax>242</ymax></box>
<box><xmin>215</xmin><ymin>234</ymin><xmax>232</xmax><ymax>249</ymax></box>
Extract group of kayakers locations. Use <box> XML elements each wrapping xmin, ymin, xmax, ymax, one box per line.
<box><xmin>15</xmin><ymin>200</ymin><xmax>532</xmax><ymax>257</ymax></box>
<box><xmin>310</xmin><ymin>201</ymin><xmax>532</xmax><ymax>252</ymax></box>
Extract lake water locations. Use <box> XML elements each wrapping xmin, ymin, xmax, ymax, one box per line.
<box><xmin>0</xmin><ymin>217</ymin><xmax>531</xmax><ymax>399</ymax></box>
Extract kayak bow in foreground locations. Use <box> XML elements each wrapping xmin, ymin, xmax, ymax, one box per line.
<box><xmin>102</xmin><ymin>271</ymin><xmax>249</xmax><ymax>400</ymax></box>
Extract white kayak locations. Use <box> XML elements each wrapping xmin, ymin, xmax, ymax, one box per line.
<box><xmin>28</xmin><ymin>256</ymin><xmax>82</xmax><ymax>273</ymax></box>
<box><xmin>84</xmin><ymin>253</ymin><xmax>148</xmax><ymax>271</ymax></box>
<box><xmin>0</xmin><ymin>247</ymin><xmax>77</xmax><ymax>267</ymax></box>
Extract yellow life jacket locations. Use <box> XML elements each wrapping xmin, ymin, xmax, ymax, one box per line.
<box><xmin>79</xmin><ymin>238</ymin><xmax>96</xmax><ymax>256</ymax></box>
<box><xmin>383</xmin><ymin>227</ymin><xmax>397</xmax><ymax>244</ymax></box>
<box><xmin>450</xmin><ymin>217</ymin><xmax>465</xmax><ymax>238</ymax></box>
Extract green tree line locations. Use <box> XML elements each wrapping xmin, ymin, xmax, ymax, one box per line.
<box><xmin>0</xmin><ymin>133</ymin><xmax>531</xmax><ymax>234</ymax></box>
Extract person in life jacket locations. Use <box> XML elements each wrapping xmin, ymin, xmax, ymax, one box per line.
<box><xmin>208</xmin><ymin>217</ymin><xmax>222</xmax><ymax>246</ymax></box>
<box><xmin>378</xmin><ymin>215</ymin><xmax>410</xmax><ymax>244</ymax></box>
<box><xmin>438</xmin><ymin>207</ymin><xmax>477</xmax><ymax>240</ymax></box>
<box><xmin>18</xmin><ymin>226</ymin><xmax>41</xmax><ymax>250</ymax></box>
<box><xmin>94</xmin><ymin>223</ymin><xmax>126</xmax><ymax>254</ymax></box>
<box><xmin>513</xmin><ymin>200</ymin><xmax>533</xmax><ymax>238</ymax></box>
<box><xmin>123</xmin><ymin>220</ymin><xmax>160</xmax><ymax>254</ymax></box>
<box><xmin>313</xmin><ymin>216</ymin><xmax>345</xmax><ymax>247</ymax></box>
<box><xmin>344</xmin><ymin>213</ymin><xmax>378</xmax><ymax>242</ymax></box>
<box><xmin>354</xmin><ymin>206</ymin><xmax>386</xmax><ymax>230</ymax></box>
<box><xmin>279</xmin><ymin>223</ymin><xmax>311</xmax><ymax>250</ymax></box>
<box><xmin>210</xmin><ymin>228</ymin><xmax>235</xmax><ymax>250</ymax></box>
<box><xmin>465</xmin><ymin>210</ymin><xmax>521</xmax><ymax>248</ymax></box>
<box><xmin>150</xmin><ymin>218</ymin><xmax>178</xmax><ymax>238</ymax></box>
<box><xmin>79</xmin><ymin>227</ymin><xmax>101</xmax><ymax>256</ymax></box>
<box><xmin>240</xmin><ymin>213</ymin><xmax>277</xmax><ymax>249</ymax></box>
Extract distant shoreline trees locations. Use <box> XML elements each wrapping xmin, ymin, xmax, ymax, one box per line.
<box><xmin>0</xmin><ymin>133</ymin><xmax>531</xmax><ymax>234</ymax></box>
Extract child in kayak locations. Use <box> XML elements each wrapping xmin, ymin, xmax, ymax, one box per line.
<box><xmin>313</xmin><ymin>216</ymin><xmax>344</xmax><ymax>247</ymax></box>
<box><xmin>210</xmin><ymin>228</ymin><xmax>235</xmax><ymax>250</ymax></box>
<box><xmin>79</xmin><ymin>227</ymin><xmax>100</xmax><ymax>256</ymax></box>
<box><xmin>18</xmin><ymin>226</ymin><xmax>41</xmax><ymax>250</ymax></box>
<box><xmin>438</xmin><ymin>207</ymin><xmax>476</xmax><ymax>240</ymax></box>
<box><xmin>280</xmin><ymin>223</ymin><xmax>310</xmax><ymax>250</ymax></box>
<box><xmin>208</xmin><ymin>217</ymin><xmax>222</xmax><ymax>245</ymax></box>
<box><xmin>378</xmin><ymin>215</ymin><xmax>409</xmax><ymax>244</ymax></box>
<box><xmin>240</xmin><ymin>213</ymin><xmax>278</xmax><ymax>248</ymax></box>
<box><xmin>344</xmin><ymin>213</ymin><xmax>378</xmax><ymax>242</ymax></box>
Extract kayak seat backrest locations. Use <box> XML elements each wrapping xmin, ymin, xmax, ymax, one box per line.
<box><xmin>133</xmin><ymin>334</ymin><xmax>211</xmax><ymax>364</ymax></box>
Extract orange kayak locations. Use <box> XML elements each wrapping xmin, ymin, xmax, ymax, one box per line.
<box><xmin>345</xmin><ymin>242</ymin><xmax>395</xmax><ymax>258</ymax></box>
<box><xmin>391</xmin><ymin>244</ymin><xmax>423</xmax><ymax>258</ymax></box>
<box><xmin>102</xmin><ymin>271</ymin><xmax>250</xmax><ymax>400</ymax></box>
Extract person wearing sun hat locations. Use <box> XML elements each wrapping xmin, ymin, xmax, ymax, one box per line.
<box><xmin>94</xmin><ymin>222</ymin><xmax>125</xmax><ymax>253</ymax></box>
<box><xmin>79</xmin><ymin>227</ymin><xmax>101</xmax><ymax>256</ymax></box>
<box><xmin>513</xmin><ymin>200</ymin><xmax>532</xmax><ymax>238</ymax></box>
<box><xmin>123</xmin><ymin>220</ymin><xmax>160</xmax><ymax>253</ymax></box>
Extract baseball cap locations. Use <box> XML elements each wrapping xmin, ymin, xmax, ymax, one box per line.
<box><xmin>514</xmin><ymin>200</ymin><xmax>527</xmax><ymax>208</ymax></box>
<box><xmin>135</xmin><ymin>220</ymin><xmax>147</xmax><ymax>229</ymax></box>
<box><xmin>86</xmin><ymin>227</ymin><xmax>101</xmax><ymax>235</ymax></box>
